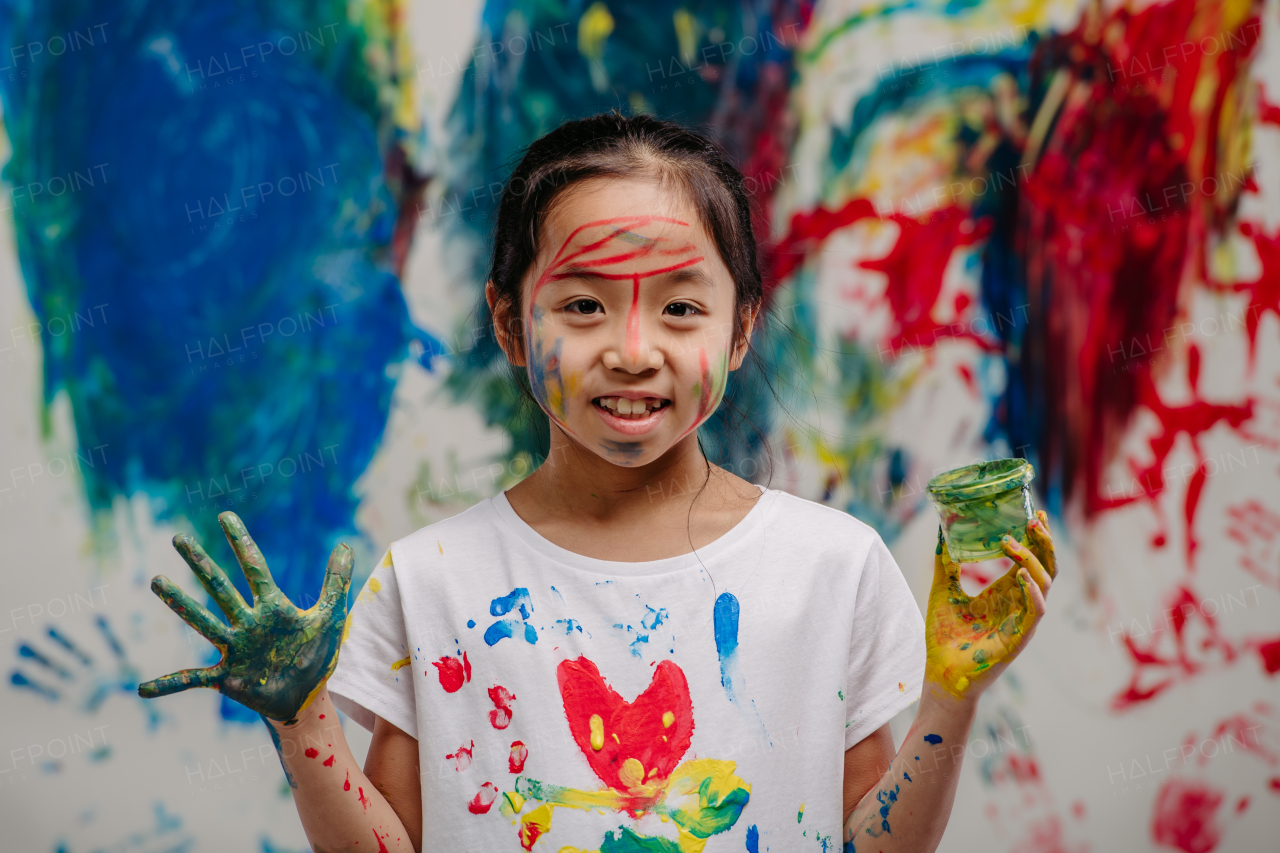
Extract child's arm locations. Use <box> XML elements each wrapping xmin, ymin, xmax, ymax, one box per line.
<box><xmin>842</xmin><ymin>512</ymin><xmax>1055</xmax><ymax>852</ymax></box>
<box><xmin>137</xmin><ymin>512</ymin><xmax>419</xmax><ymax>850</ymax></box>
<box><xmin>262</xmin><ymin>687</ymin><xmax>419</xmax><ymax>852</ymax></box>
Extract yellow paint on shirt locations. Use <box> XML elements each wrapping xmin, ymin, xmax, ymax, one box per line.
<box><xmin>356</xmin><ymin>576</ymin><xmax>383</xmax><ymax>605</ymax></box>
<box><xmin>391</xmin><ymin>656</ymin><xmax>411</xmax><ymax>671</ymax></box>
<box><xmin>618</xmin><ymin>758</ymin><xmax>646</xmax><ymax>789</ymax></box>
<box><xmin>519</xmin><ymin>804</ymin><xmax>553</xmax><ymax>849</ymax></box>
<box><xmin>589</xmin><ymin>714</ymin><xmax>604</xmax><ymax>751</ymax></box>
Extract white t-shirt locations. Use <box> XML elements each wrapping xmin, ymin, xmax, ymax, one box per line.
<box><xmin>328</xmin><ymin>485</ymin><xmax>925</xmax><ymax>852</ymax></box>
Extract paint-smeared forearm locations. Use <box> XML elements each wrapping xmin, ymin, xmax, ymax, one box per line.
<box><xmin>264</xmin><ymin>686</ymin><xmax>416</xmax><ymax>853</ymax></box>
<box><xmin>842</xmin><ymin>685</ymin><xmax>978</xmax><ymax>853</ymax></box>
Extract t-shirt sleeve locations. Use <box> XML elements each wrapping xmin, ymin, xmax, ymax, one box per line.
<box><xmin>843</xmin><ymin>532</ymin><xmax>927</xmax><ymax>749</ymax></box>
<box><xmin>326</xmin><ymin>548</ymin><xmax>419</xmax><ymax>738</ymax></box>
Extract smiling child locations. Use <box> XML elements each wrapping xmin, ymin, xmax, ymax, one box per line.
<box><xmin>140</xmin><ymin>111</ymin><xmax>1055</xmax><ymax>853</ymax></box>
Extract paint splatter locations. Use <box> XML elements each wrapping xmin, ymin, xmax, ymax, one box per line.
<box><xmin>391</xmin><ymin>656</ymin><xmax>411</xmax><ymax>672</ymax></box>
<box><xmin>489</xmin><ymin>685</ymin><xmax>517</xmax><ymax>729</ymax></box>
<box><xmin>491</xmin><ymin>588</ymin><xmax>533</xmax><ymax>620</ymax></box>
<box><xmin>485</xmin><ymin>620</ymin><xmax>539</xmax><ymax>646</ymax></box>
<box><xmin>323</xmin><ymin>754</ymin><xmax>335</xmax><ymax>767</ymax></box>
<box><xmin>923</xmin><ymin>734</ymin><xmax>942</xmax><ymax>745</ymax></box>
<box><xmin>519</xmin><ymin>803</ymin><xmax>552</xmax><ymax>849</ymax></box>
<box><xmin>358</xmin><ymin>786</ymin><xmax>371</xmax><ymax>810</ymax></box>
<box><xmin>432</xmin><ymin>651</ymin><xmax>472</xmax><ymax>692</ymax></box>
<box><xmin>867</xmin><ymin>785</ymin><xmax>899</xmax><ymax>838</ymax></box>
<box><xmin>509</xmin><ymin>740</ymin><xmax>529</xmax><ymax>773</ymax></box>
<box><xmin>1152</xmin><ymin>778</ymin><xmax>1224</xmax><ymax>853</ymax></box>
<box><xmin>484</xmin><ymin>588</ymin><xmax>538</xmax><ymax>646</ymax></box>
<box><xmin>447</xmin><ymin>741</ymin><xmax>474</xmax><ymax>772</ymax></box>
<box><xmin>713</xmin><ymin>592</ymin><xmax>740</xmax><ymax>699</ymax></box>
<box><xmin>343</xmin><ymin>770</ymin><xmax>351</xmax><ymax>791</ymax></box>
<box><xmin>746</xmin><ymin>824</ymin><xmax>760</xmax><ymax>852</ymax></box>
<box><xmin>797</xmin><ymin>804</ymin><xmax>804</xmax><ymax>823</ymax></box>
<box><xmin>304</xmin><ymin>748</ymin><xmax>319</xmax><ymax>759</ymax></box>
<box><xmin>469</xmin><ymin>781</ymin><xmax>500</xmax><ymax>814</ymax></box>
<box><xmin>372</xmin><ymin>827</ymin><xmax>390</xmax><ymax>853</ymax></box>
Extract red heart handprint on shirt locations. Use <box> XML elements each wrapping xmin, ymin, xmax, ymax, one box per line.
<box><xmin>556</xmin><ymin>656</ymin><xmax>694</xmax><ymax>794</ymax></box>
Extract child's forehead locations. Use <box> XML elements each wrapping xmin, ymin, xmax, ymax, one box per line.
<box><xmin>536</xmin><ymin>178</ymin><xmax>710</xmax><ymax>256</ymax></box>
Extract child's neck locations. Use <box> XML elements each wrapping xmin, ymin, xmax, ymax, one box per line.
<box><xmin>503</xmin><ymin>430</ymin><xmax>762</xmax><ymax>561</ymax></box>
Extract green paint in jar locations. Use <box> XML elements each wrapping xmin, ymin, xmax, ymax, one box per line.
<box><xmin>927</xmin><ymin>458</ymin><xmax>1035</xmax><ymax>562</ymax></box>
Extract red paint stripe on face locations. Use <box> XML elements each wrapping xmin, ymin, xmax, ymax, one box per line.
<box><xmin>626</xmin><ymin>275</ymin><xmax>641</xmax><ymax>362</ymax></box>
<box><xmin>549</xmin><ymin>251</ymin><xmax>703</xmax><ymax>283</ymax></box>
<box><xmin>675</xmin><ymin>348</ymin><xmax>716</xmax><ymax>442</ymax></box>
<box><xmin>529</xmin><ymin>215</ymin><xmax>696</xmax><ymax>307</ymax></box>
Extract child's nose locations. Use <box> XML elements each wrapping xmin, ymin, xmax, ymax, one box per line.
<box><xmin>602</xmin><ymin>316</ymin><xmax>664</xmax><ymax>373</ymax></box>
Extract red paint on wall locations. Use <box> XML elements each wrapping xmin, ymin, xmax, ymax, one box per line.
<box><xmin>1260</xmin><ymin>639</ymin><xmax>1280</xmax><ymax>675</ymax></box>
<box><xmin>1151</xmin><ymin>778</ymin><xmax>1224</xmax><ymax>853</ymax></box>
<box><xmin>859</xmin><ymin>212</ymin><xmax>994</xmax><ymax>357</ymax></box>
<box><xmin>1113</xmin><ymin>583</ymin><xmax>1237</xmax><ymax>710</ymax></box>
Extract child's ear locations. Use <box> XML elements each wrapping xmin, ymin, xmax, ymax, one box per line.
<box><xmin>486</xmin><ymin>280</ymin><xmax>528</xmax><ymax>367</ymax></box>
<box><xmin>728</xmin><ymin>302</ymin><xmax>761</xmax><ymax>370</ymax></box>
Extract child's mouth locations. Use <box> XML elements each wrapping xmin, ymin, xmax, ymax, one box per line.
<box><xmin>592</xmin><ymin>396</ymin><xmax>671</xmax><ymax>419</ymax></box>
<box><xmin>591</xmin><ymin>396</ymin><xmax>672</xmax><ymax>435</ymax></box>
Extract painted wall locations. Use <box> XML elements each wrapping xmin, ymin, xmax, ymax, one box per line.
<box><xmin>1</xmin><ymin>0</ymin><xmax>1277</xmax><ymax>850</ymax></box>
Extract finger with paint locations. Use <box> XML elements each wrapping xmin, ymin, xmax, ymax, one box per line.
<box><xmin>139</xmin><ymin>511</ymin><xmax>355</xmax><ymax>722</ymax></box>
<box><xmin>923</xmin><ymin>517</ymin><xmax>1055</xmax><ymax>700</ymax></box>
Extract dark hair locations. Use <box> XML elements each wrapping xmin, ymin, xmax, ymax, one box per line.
<box><xmin>487</xmin><ymin>110</ymin><xmax>764</xmax><ymax>352</ymax></box>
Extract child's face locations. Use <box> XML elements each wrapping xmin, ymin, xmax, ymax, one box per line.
<box><xmin>500</xmin><ymin>177</ymin><xmax>752</xmax><ymax>468</ymax></box>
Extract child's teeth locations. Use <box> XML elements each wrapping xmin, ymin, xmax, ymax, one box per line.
<box><xmin>596</xmin><ymin>397</ymin><xmax>667</xmax><ymax>417</ymax></box>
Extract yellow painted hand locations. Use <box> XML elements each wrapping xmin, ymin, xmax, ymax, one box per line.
<box><xmin>925</xmin><ymin>510</ymin><xmax>1055</xmax><ymax>700</ymax></box>
<box><xmin>138</xmin><ymin>511</ymin><xmax>354</xmax><ymax>722</ymax></box>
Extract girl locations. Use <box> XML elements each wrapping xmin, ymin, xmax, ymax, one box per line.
<box><xmin>140</xmin><ymin>112</ymin><xmax>1055</xmax><ymax>853</ymax></box>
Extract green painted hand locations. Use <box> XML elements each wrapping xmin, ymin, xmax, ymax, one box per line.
<box><xmin>138</xmin><ymin>511</ymin><xmax>354</xmax><ymax>722</ymax></box>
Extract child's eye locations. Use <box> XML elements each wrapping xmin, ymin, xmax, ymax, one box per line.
<box><xmin>565</xmin><ymin>299</ymin><xmax>602</xmax><ymax>315</ymax></box>
<box><xmin>665</xmin><ymin>302</ymin><xmax>700</xmax><ymax>317</ymax></box>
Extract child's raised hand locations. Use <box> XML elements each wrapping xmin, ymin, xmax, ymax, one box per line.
<box><xmin>138</xmin><ymin>511</ymin><xmax>354</xmax><ymax>722</ymax></box>
<box><xmin>924</xmin><ymin>510</ymin><xmax>1055</xmax><ymax>701</ymax></box>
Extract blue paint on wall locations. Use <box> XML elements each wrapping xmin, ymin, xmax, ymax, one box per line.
<box><xmin>0</xmin><ymin>1</ymin><xmax>442</xmax><ymax>721</ymax></box>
